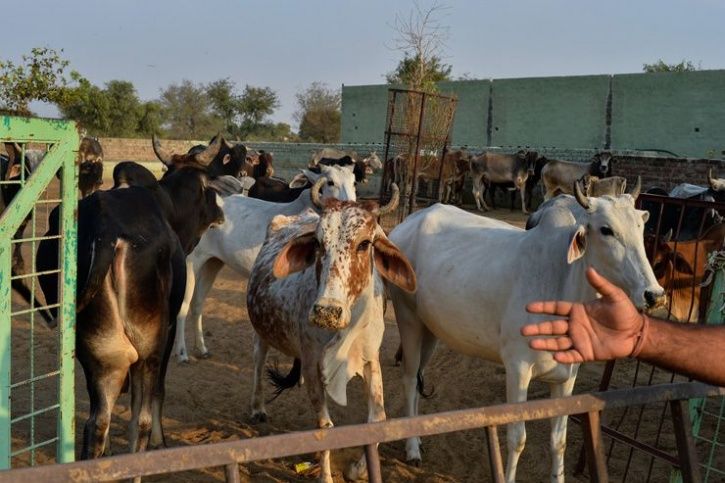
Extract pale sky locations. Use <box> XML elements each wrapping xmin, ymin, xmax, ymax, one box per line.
<box><xmin>4</xmin><ymin>0</ymin><xmax>724</xmax><ymax>128</ymax></box>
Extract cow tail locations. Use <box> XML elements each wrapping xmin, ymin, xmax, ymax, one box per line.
<box><xmin>76</xmin><ymin>231</ymin><xmax>117</xmax><ymax>314</ymax></box>
<box><xmin>266</xmin><ymin>358</ymin><xmax>302</xmax><ymax>403</ymax></box>
<box><xmin>417</xmin><ymin>371</ymin><xmax>435</xmax><ymax>399</ymax></box>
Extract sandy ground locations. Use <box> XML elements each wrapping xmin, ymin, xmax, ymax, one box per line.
<box><xmin>8</xmin><ymin>194</ymin><xmax>716</xmax><ymax>482</ymax></box>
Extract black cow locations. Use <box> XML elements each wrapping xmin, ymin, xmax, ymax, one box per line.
<box><xmin>310</xmin><ymin>155</ymin><xmax>372</xmax><ymax>184</ymax></box>
<box><xmin>78</xmin><ymin>137</ymin><xmax>104</xmax><ymax>198</ymax></box>
<box><xmin>249</xmin><ymin>164</ymin><xmax>356</xmax><ymax>203</ymax></box>
<box><xmin>152</xmin><ymin>133</ymin><xmax>248</xmax><ymax>179</ymax></box>
<box><xmin>36</xmin><ymin>162</ymin><xmax>224</xmax><ymax>459</ymax></box>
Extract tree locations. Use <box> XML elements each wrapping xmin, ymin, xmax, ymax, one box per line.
<box><xmin>206</xmin><ymin>78</ymin><xmax>242</xmax><ymax>135</ymax></box>
<box><xmin>57</xmin><ymin>73</ymin><xmax>112</xmax><ymax>134</ymax></box>
<box><xmin>643</xmin><ymin>59</ymin><xmax>700</xmax><ymax>73</ymax></box>
<box><xmin>295</xmin><ymin>82</ymin><xmax>341</xmax><ymax>143</ymax></box>
<box><xmin>137</xmin><ymin>101</ymin><xmax>164</xmax><ymax>136</ymax></box>
<box><xmin>159</xmin><ymin>80</ymin><xmax>223</xmax><ymax>139</ymax></box>
<box><xmin>0</xmin><ymin>47</ymin><xmax>75</xmax><ymax>115</ymax></box>
<box><xmin>387</xmin><ymin>2</ymin><xmax>452</xmax><ymax>91</ymax></box>
<box><xmin>238</xmin><ymin>85</ymin><xmax>279</xmax><ymax>138</ymax></box>
<box><xmin>104</xmin><ymin>80</ymin><xmax>142</xmax><ymax>137</ymax></box>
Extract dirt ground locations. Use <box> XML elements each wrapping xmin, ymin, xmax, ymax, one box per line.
<box><xmin>8</xmin><ymin>196</ymin><xmax>711</xmax><ymax>482</ymax></box>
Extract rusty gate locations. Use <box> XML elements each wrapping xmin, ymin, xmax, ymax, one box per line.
<box><xmin>378</xmin><ymin>88</ymin><xmax>458</xmax><ymax>226</ymax></box>
<box><xmin>574</xmin><ymin>192</ymin><xmax>725</xmax><ymax>482</ymax></box>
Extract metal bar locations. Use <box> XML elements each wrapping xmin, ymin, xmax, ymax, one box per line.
<box><xmin>10</xmin><ymin>437</ymin><xmax>58</xmax><ymax>457</ymax></box>
<box><xmin>57</xmin><ymin>149</ymin><xmax>78</xmax><ymax>464</ymax></box>
<box><xmin>224</xmin><ymin>463</ymin><xmax>240</xmax><ymax>483</ymax></box>
<box><xmin>10</xmin><ymin>235</ymin><xmax>62</xmax><ymax>245</ymax></box>
<box><xmin>582</xmin><ymin>411</ymin><xmax>608</xmax><ymax>483</ymax></box>
<box><xmin>11</xmin><ymin>404</ymin><xmax>60</xmax><ymax>424</ymax></box>
<box><xmin>0</xmin><ymin>239</ymin><xmax>11</xmax><ymax>470</ymax></box>
<box><xmin>485</xmin><ymin>425</ymin><xmax>505</xmax><ymax>483</ymax></box>
<box><xmin>10</xmin><ymin>268</ymin><xmax>61</xmax><ymax>280</ymax></box>
<box><xmin>10</xmin><ymin>303</ymin><xmax>61</xmax><ymax>317</ymax></box>
<box><xmin>671</xmin><ymin>400</ymin><xmax>702</xmax><ymax>483</ymax></box>
<box><xmin>11</xmin><ymin>370</ymin><xmax>60</xmax><ymax>388</ymax></box>
<box><xmin>409</xmin><ymin>93</ymin><xmax>427</xmax><ymax>215</ymax></box>
<box><xmin>364</xmin><ymin>444</ymin><xmax>382</xmax><ymax>483</ymax></box>
<box><xmin>3</xmin><ymin>382</ymin><xmax>723</xmax><ymax>482</ymax></box>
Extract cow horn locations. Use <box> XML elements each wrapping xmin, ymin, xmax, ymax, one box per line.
<box><xmin>152</xmin><ymin>134</ymin><xmax>174</xmax><ymax>166</ymax></box>
<box><xmin>708</xmin><ymin>168</ymin><xmax>717</xmax><ymax>189</ymax></box>
<box><xmin>222</xmin><ymin>136</ymin><xmax>234</xmax><ymax>150</ymax></box>
<box><xmin>194</xmin><ymin>133</ymin><xmax>222</xmax><ymax>166</ymax></box>
<box><xmin>573</xmin><ymin>180</ymin><xmax>591</xmax><ymax>210</ymax></box>
<box><xmin>310</xmin><ymin>176</ymin><xmax>326</xmax><ymax>209</ymax></box>
<box><xmin>377</xmin><ymin>183</ymin><xmax>400</xmax><ymax>215</ymax></box>
<box><xmin>630</xmin><ymin>175</ymin><xmax>642</xmax><ymax>199</ymax></box>
<box><xmin>661</xmin><ymin>228</ymin><xmax>673</xmax><ymax>244</ymax></box>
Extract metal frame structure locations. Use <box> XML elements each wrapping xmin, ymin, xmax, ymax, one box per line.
<box><xmin>0</xmin><ymin>116</ymin><xmax>79</xmax><ymax>468</ymax></box>
<box><xmin>0</xmin><ymin>382</ymin><xmax>719</xmax><ymax>482</ymax></box>
<box><xmin>379</xmin><ymin>88</ymin><xmax>458</xmax><ymax>225</ymax></box>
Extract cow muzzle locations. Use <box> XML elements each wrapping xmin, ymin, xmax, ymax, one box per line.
<box><xmin>643</xmin><ymin>288</ymin><xmax>667</xmax><ymax>311</ymax></box>
<box><xmin>309</xmin><ymin>299</ymin><xmax>350</xmax><ymax>330</ymax></box>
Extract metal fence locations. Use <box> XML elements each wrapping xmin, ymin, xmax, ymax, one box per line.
<box><xmin>0</xmin><ymin>382</ymin><xmax>720</xmax><ymax>482</ymax></box>
<box><xmin>0</xmin><ymin>116</ymin><xmax>79</xmax><ymax>468</ymax></box>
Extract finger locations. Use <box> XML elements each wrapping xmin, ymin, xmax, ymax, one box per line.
<box><xmin>586</xmin><ymin>267</ymin><xmax>625</xmax><ymax>299</ymax></box>
<box><xmin>520</xmin><ymin>320</ymin><xmax>570</xmax><ymax>336</ymax></box>
<box><xmin>553</xmin><ymin>350</ymin><xmax>585</xmax><ymax>364</ymax></box>
<box><xmin>526</xmin><ymin>300</ymin><xmax>573</xmax><ymax>316</ymax></box>
<box><xmin>529</xmin><ymin>336</ymin><xmax>573</xmax><ymax>351</ymax></box>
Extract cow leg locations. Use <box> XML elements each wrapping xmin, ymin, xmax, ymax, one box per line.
<box><xmin>81</xmin><ymin>364</ymin><xmax>128</xmax><ymax>459</ymax></box>
<box><xmin>504</xmin><ymin>363</ymin><xmax>533</xmax><ymax>483</ymax></box>
<box><xmin>549</xmin><ymin>376</ymin><xmax>577</xmax><ymax>483</ymax></box>
<box><xmin>345</xmin><ymin>358</ymin><xmax>387</xmax><ymax>481</ymax></box>
<box><xmin>303</xmin><ymin>361</ymin><xmax>334</xmax><ymax>483</ymax></box>
<box><xmin>250</xmin><ymin>333</ymin><xmax>269</xmax><ymax>423</ymax></box>
<box><xmin>473</xmin><ymin>176</ymin><xmax>490</xmax><ymax>211</ymax></box>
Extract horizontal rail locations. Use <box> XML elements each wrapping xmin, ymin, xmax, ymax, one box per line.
<box><xmin>1</xmin><ymin>382</ymin><xmax>722</xmax><ymax>482</ymax></box>
<box><xmin>11</xmin><ymin>405</ymin><xmax>59</xmax><ymax>424</ymax></box>
<box><xmin>638</xmin><ymin>193</ymin><xmax>725</xmax><ymax>211</ymax></box>
<box><xmin>11</xmin><ymin>438</ymin><xmax>58</xmax><ymax>458</ymax></box>
<box><xmin>11</xmin><ymin>371</ymin><xmax>60</xmax><ymax>389</ymax></box>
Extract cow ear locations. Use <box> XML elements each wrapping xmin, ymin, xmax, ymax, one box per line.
<box><xmin>289</xmin><ymin>170</ymin><xmax>315</xmax><ymax>188</ymax></box>
<box><xmin>373</xmin><ymin>236</ymin><xmax>417</xmax><ymax>292</ymax></box>
<box><xmin>567</xmin><ymin>226</ymin><xmax>587</xmax><ymax>264</ymax></box>
<box><xmin>273</xmin><ymin>233</ymin><xmax>317</xmax><ymax>278</ymax></box>
<box><xmin>672</xmin><ymin>253</ymin><xmax>694</xmax><ymax>275</ymax></box>
<box><xmin>222</xmin><ymin>153</ymin><xmax>231</xmax><ymax>165</ymax></box>
<box><xmin>637</xmin><ymin>209</ymin><xmax>650</xmax><ymax>223</ymax></box>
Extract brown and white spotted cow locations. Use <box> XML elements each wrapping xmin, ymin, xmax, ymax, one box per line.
<box><xmin>247</xmin><ymin>180</ymin><xmax>416</xmax><ymax>483</ymax></box>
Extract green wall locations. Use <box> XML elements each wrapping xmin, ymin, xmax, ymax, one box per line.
<box><xmin>611</xmin><ymin>70</ymin><xmax>725</xmax><ymax>158</ymax></box>
<box><xmin>491</xmin><ymin>75</ymin><xmax>609</xmax><ymax>149</ymax></box>
<box><xmin>341</xmin><ymin>70</ymin><xmax>725</xmax><ymax>159</ymax></box>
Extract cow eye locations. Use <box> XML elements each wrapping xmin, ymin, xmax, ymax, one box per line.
<box><xmin>327</xmin><ymin>180</ymin><xmax>335</xmax><ymax>186</ymax></box>
<box><xmin>357</xmin><ymin>240</ymin><xmax>371</xmax><ymax>252</ymax></box>
<box><xmin>600</xmin><ymin>226</ymin><xmax>614</xmax><ymax>237</ymax></box>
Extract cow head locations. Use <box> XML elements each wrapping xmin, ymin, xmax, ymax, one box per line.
<box><xmin>363</xmin><ymin>151</ymin><xmax>383</xmax><ymax>171</ymax></box>
<box><xmin>591</xmin><ymin>152</ymin><xmax>613</xmax><ymax>177</ymax></box>
<box><xmin>644</xmin><ymin>229</ymin><xmax>695</xmax><ymax>284</ymax></box>
<box><xmin>153</xmin><ymin>134</ymin><xmax>222</xmax><ymax>175</ymax></box>
<box><xmin>708</xmin><ymin>169</ymin><xmax>725</xmax><ymax>192</ymax></box>
<box><xmin>516</xmin><ymin>149</ymin><xmax>539</xmax><ymax>176</ymax></box>
<box><xmin>289</xmin><ymin>164</ymin><xmax>357</xmax><ymax>202</ymax></box>
<box><xmin>569</xmin><ymin>182</ymin><xmax>665</xmax><ymax>310</ymax></box>
<box><xmin>255</xmin><ymin>151</ymin><xmax>275</xmax><ymax>178</ymax></box>
<box><xmin>79</xmin><ymin>161</ymin><xmax>104</xmax><ymax>198</ymax></box>
<box><xmin>272</xmin><ymin>183</ymin><xmax>415</xmax><ymax>330</ymax></box>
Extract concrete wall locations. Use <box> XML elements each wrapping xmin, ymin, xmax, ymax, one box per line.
<box><xmin>341</xmin><ymin>70</ymin><xmax>725</xmax><ymax>159</ymax></box>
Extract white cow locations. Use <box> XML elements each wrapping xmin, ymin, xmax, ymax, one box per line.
<box><xmin>387</xmin><ymin>184</ymin><xmax>665</xmax><ymax>483</ymax></box>
<box><xmin>246</xmin><ymin>184</ymin><xmax>415</xmax><ymax>482</ymax></box>
<box><xmin>173</xmin><ymin>164</ymin><xmax>357</xmax><ymax>362</ymax></box>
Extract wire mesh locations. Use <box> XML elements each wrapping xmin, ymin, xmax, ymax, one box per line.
<box><xmin>579</xmin><ymin>193</ymin><xmax>725</xmax><ymax>482</ymax></box>
<box><xmin>1</xmin><ymin>118</ymin><xmax>79</xmax><ymax>469</ymax></box>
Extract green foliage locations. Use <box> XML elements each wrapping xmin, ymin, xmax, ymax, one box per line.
<box><xmin>57</xmin><ymin>73</ymin><xmax>111</xmax><ymax>134</ymax></box>
<box><xmin>136</xmin><ymin>101</ymin><xmax>164</xmax><ymax>136</ymax></box>
<box><xmin>244</xmin><ymin>122</ymin><xmax>299</xmax><ymax>142</ymax></box>
<box><xmin>386</xmin><ymin>54</ymin><xmax>452</xmax><ymax>91</ymax></box>
<box><xmin>239</xmin><ymin>85</ymin><xmax>279</xmax><ymax>126</ymax></box>
<box><xmin>0</xmin><ymin>47</ymin><xmax>75</xmax><ymax>115</ymax></box>
<box><xmin>104</xmin><ymin>80</ymin><xmax>142</xmax><ymax>137</ymax></box>
<box><xmin>295</xmin><ymin>82</ymin><xmax>341</xmax><ymax>143</ymax></box>
<box><xmin>643</xmin><ymin>59</ymin><xmax>700</xmax><ymax>73</ymax></box>
<box><xmin>159</xmin><ymin>80</ymin><xmax>224</xmax><ymax>139</ymax></box>
<box><xmin>206</xmin><ymin>78</ymin><xmax>242</xmax><ymax>135</ymax></box>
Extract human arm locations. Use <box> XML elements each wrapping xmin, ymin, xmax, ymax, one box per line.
<box><xmin>521</xmin><ymin>267</ymin><xmax>725</xmax><ymax>387</ymax></box>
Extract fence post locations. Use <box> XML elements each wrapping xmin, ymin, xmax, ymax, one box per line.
<box><xmin>364</xmin><ymin>443</ymin><xmax>383</xmax><ymax>483</ymax></box>
<box><xmin>485</xmin><ymin>425</ymin><xmax>505</xmax><ymax>483</ymax></box>
<box><xmin>582</xmin><ymin>411</ymin><xmax>608</xmax><ymax>482</ymax></box>
<box><xmin>224</xmin><ymin>463</ymin><xmax>240</xmax><ymax>483</ymax></box>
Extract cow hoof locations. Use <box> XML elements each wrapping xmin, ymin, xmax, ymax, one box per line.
<box><xmin>407</xmin><ymin>458</ymin><xmax>422</xmax><ymax>468</ymax></box>
<box><xmin>250</xmin><ymin>412</ymin><xmax>268</xmax><ymax>424</ymax></box>
<box><xmin>176</xmin><ymin>354</ymin><xmax>190</xmax><ymax>364</ymax></box>
<box><xmin>199</xmin><ymin>351</ymin><xmax>211</xmax><ymax>359</ymax></box>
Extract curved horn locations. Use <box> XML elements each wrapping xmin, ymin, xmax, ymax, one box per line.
<box><xmin>629</xmin><ymin>175</ymin><xmax>641</xmax><ymax>199</ymax></box>
<box><xmin>661</xmin><ymin>228</ymin><xmax>673</xmax><ymax>244</ymax></box>
<box><xmin>377</xmin><ymin>183</ymin><xmax>400</xmax><ymax>215</ymax></box>
<box><xmin>573</xmin><ymin>179</ymin><xmax>591</xmax><ymax>210</ymax></box>
<box><xmin>221</xmin><ymin>135</ymin><xmax>234</xmax><ymax>150</ymax></box>
<box><xmin>194</xmin><ymin>133</ymin><xmax>222</xmax><ymax>166</ymax></box>
<box><xmin>708</xmin><ymin>168</ymin><xmax>717</xmax><ymax>189</ymax></box>
<box><xmin>152</xmin><ymin>134</ymin><xmax>174</xmax><ymax>166</ymax></box>
<box><xmin>310</xmin><ymin>176</ymin><xmax>326</xmax><ymax>209</ymax></box>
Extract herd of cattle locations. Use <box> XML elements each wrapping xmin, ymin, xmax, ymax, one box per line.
<box><xmin>1</xmin><ymin>135</ymin><xmax>724</xmax><ymax>482</ymax></box>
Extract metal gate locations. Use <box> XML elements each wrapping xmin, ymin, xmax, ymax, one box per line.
<box><xmin>576</xmin><ymin>193</ymin><xmax>725</xmax><ymax>482</ymax></box>
<box><xmin>0</xmin><ymin>116</ymin><xmax>79</xmax><ymax>468</ymax></box>
<box><xmin>378</xmin><ymin>88</ymin><xmax>457</xmax><ymax>226</ymax></box>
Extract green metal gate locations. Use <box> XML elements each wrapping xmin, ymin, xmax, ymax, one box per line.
<box><xmin>0</xmin><ymin>116</ymin><xmax>79</xmax><ymax>468</ymax></box>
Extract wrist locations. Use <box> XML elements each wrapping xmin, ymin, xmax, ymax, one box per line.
<box><xmin>629</xmin><ymin>313</ymin><xmax>650</xmax><ymax>358</ymax></box>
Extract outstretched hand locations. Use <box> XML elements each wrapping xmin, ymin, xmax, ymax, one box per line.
<box><xmin>521</xmin><ymin>267</ymin><xmax>645</xmax><ymax>363</ymax></box>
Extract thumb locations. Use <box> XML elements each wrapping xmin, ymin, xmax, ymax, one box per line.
<box><xmin>586</xmin><ymin>267</ymin><xmax>625</xmax><ymax>300</ymax></box>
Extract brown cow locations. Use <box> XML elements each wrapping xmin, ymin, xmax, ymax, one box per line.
<box><xmin>385</xmin><ymin>148</ymin><xmax>470</xmax><ymax>204</ymax></box>
<box><xmin>645</xmin><ymin>223</ymin><xmax>725</xmax><ymax>322</ymax></box>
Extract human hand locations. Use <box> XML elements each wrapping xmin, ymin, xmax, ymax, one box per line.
<box><xmin>521</xmin><ymin>267</ymin><xmax>646</xmax><ymax>363</ymax></box>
